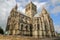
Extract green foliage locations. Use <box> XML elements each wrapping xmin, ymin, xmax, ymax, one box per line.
<box><xmin>0</xmin><ymin>27</ymin><xmax>4</xmax><ymax>34</ymax></box>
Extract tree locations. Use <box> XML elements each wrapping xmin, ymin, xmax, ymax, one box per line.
<box><xmin>0</xmin><ymin>27</ymin><xmax>4</xmax><ymax>34</ymax></box>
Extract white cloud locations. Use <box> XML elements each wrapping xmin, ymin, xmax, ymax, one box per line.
<box><xmin>0</xmin><ymin>0</ymin><xmax>28</xmax><ymax>31</ymax></box>
<box><xmin>51</xmin><ymin>6</ymin><xmax>60</xmax><ymax>16</ymax></box>
<box><xmin>17</xmin><ymin>0</ymin><xmax>47</xmax><ymax>13</ymax></box>
<box><xmin>51</xmin><ymin>0</ymin><xmax>60</xmax><ymax>5</ymax></box>
<box><xmin>54</xmin><ymin>25</ymin><xmax>60</xmax><ymax>33</ymax></box>
<box><xmin>18</xmin><ymin>6</ymin><xmax>25</xmax><ymax>13</ymax></box>
<box><xmin>0</xmin><ymin>0</ymin><xmax>16</xmax><ymax>20</ymax></box>
<box><xmin>33</xmin><ymin>1</ymin><xmax>48</xmax><ymax>17</ymax></box>
<box><xmin>33</xmin><ymin>2</ymin><xmax>47</xmax><ymax>10</ymax></box>
<box><xmin>53</xmin><ymin>6</ymin><xmax>60</xmax><ymax>13</ymax></box>
<box><xmin>0</xmin><ymin>0</ymin><xmax>16</xmax><ymax>31</ymax></box>
<box><xmin>50</xmin><ymin>0</ymin><xmax>60</xmax><ymax>12</ymax></box>
<box><xmin>16</xmin><ymin>0</ymin><xmax>28</xmax><ymax>13</ymax></box>
<box><xmin>45</xmin><ymin>0</ymin><xmax>60</xmax><ymax>15</ymax></box>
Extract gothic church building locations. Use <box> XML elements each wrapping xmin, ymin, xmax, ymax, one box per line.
<box><xmin>6</xmin><ymin>2</ymin><xmax>56</xmax><ymax>38</ymax></box>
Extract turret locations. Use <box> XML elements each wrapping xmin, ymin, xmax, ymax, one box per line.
<box><xmin>25</xmin><ymin>1</ymin><xmax>37</xmax><ymax>18</ymax></box>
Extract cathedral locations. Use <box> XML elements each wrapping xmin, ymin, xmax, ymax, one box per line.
<box><xmin>6</xmin><ymin>2</ymin><xmax>56</xmax><ymax>38</ymax></box>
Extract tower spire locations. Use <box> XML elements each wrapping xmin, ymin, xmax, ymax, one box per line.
<box><xmin>15</xmin><ymin>3</ymin><xmax>18</xmax><ymax>10</ymax></box>
<box><xmin>14</xmin><ymin>1</ymin><xmax>18</xmax><ymax>10</ymax></box>
<box><xmin>25</xmin><ymin>0</ymin><xmax>37</xmax><ymax>18</ymax></box>
<box><xmin>29</xmin><ymin>0</ymin><xmax>32</xmax><ymax>2</ymax></box>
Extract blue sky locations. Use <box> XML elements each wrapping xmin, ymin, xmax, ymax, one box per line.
<box><xmin>0</xmin><ymin>0</ymin><xmax>60</xmax><ymax>33</ymax></box>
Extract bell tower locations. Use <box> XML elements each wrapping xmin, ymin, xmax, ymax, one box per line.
<box><xmin>25</xmin><ymin>1</ymin><xmax>37</xmax><ymax>18</ymax></box>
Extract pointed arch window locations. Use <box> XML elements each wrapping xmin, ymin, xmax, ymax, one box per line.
<box><xmin>21</xmin><ymin>24</ymin><xmax>23</xmax><ymax>31</ymax></box>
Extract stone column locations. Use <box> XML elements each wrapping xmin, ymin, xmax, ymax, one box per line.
<box><xmin>41</xmin><ymin>17</ymin><xmax>46</xmax><ymax>38</ymax></box>
<box><xmin>19</xmin><ymin>23</ymin><xmax>22</xmax><ymax>35</ymax></box>
<box><xmin>50</xmin><ymin>18</ymin><xmax>56</xmax><ymax>37</ymax></box>
<box><xmin>34</xmin><ymin>23</ymin><xmax>38</xmax><ymax>38</ymax></box>
<box><xmin>12</xmin><ymin>30</ymin><xmax>15</xmax><ymax>35</ymax></box>
<box><xmin>46</xmin><ymin>17</ymin><xmax>52</xmax><ymax>37</ymax></box>
<box><xmin>9</xmin><ymin>25</ymin><xmax>13</xmax><ymax>35</ymax></box>
<box><xmin>39</xmin><ymin>18</ymin><xmax>43</xmax><ymax>38</ymax></box>
<box><xmin>32</xmin><ymin>18</ymin><xmax>38</xmax><ymax>38</ymax></box>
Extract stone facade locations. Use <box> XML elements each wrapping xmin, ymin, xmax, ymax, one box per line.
<box><xmin>0</xmin><ymin>35</ymin><xmax>59</xmax><ymax>40</ymax></box>
<box><xmin>6</xmin><ymin>2</ymin><xmax>56</xmax><ymax>38</ymax></box>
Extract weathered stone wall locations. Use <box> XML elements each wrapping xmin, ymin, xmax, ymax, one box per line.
<box><xmin>0</xmin><ymin>35</ymin><xmax>31</xmax><ymax>40</ymax></box>
<box><xmin>0</xmin><ymin>35</ymin><xmax>38</xmax><ymax>40</ymax></box>
<box><xmin>0</xmin><ymin>35</ymin><xmax>60</xmax><ymax>40</ymax></box>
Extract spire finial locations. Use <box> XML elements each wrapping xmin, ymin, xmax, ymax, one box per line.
<box><xmin>29</xmin><ymin>0</ymin><xmax>32</xmax><ymax>2</ymax></box>
<box><xmin>16</xmin><ymin>0</ymin><xmax>17</xmax><ymax>7</ymax></box>
<box><xmin>15</xmin><ymin>3</ymin><xmax>18</xmax><ymax>10</ymax></box>
<box><xmin>42</xmin><ymin>6</ymin><xmax>46</xmax><ymax>10</ymax></box>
